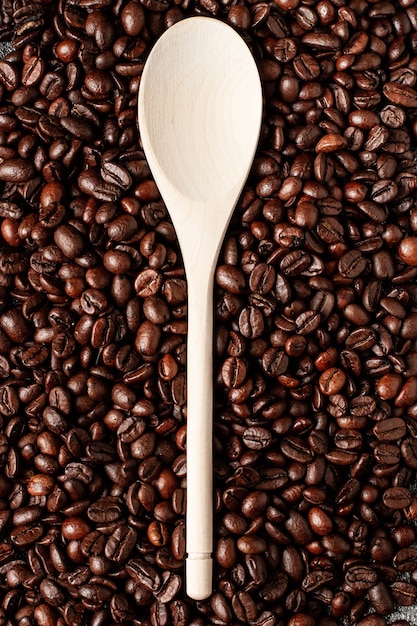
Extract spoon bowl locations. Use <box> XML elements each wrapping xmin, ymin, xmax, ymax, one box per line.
<box><xmin>138</xmin><ymin>16</ymin><xmax>262</xmax><ymax>600</ymax></box>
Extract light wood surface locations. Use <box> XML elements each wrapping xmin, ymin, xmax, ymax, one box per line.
<box><xmin>138</xmin><ymin>16</ymin><xmax>262</xmax><ymax>600</ymax></box>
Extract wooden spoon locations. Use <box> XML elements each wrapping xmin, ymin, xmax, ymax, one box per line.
<box><xmin>138</xmin><ymin>16</ymin><xmax>262</xmax><ymax>600</ymax></box>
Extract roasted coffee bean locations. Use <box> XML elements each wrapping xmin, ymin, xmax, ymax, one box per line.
<box><xmin>237</xmin><ymin>535</ymin><xmax>267</xmax><ymax>555</ymax></box>
<box><xmin>339</xmin><ymin>250</ymin><xmax>368</xmax><ymax>278</ymax></box>
<box><xmin>216</xmin><ymin>535</ymin><xmax>237</xmax><ymax>568</ymax></box>
<box><xmin>383</xmin><ymin>82</ymin><xmax>417</xmax><ymax>107</ymax></box>
<box><xmin>345</xmin><ymin>565</ymin><xmax>378</xmax><ymax>591</ymax></box>
<box><xmin>399</xmin><ymin>236</ymin><xmax>417</xmax><ymax>266</ymax></box>
<box><xmin>0</xmin><ymin>157</ymin><xmax>35</xmax><ymax>182</ymax></box>
<box><xmin>284</xmin><ymin>510</ymin><xmax>313</xmax><ymax>545</ymax></box>
<box><xmin>391</xmin><ymin>581</ymin><xmax>417</xmax><ymax>606</ymax></box>
<box><xmin>316</xmin><ymin>133</ymin><xmax>348</xmax><ymax>153</ymax></box>
<box><xmin>105</xmin><ymin>524</ymin><xmax>137</xmax><ymax>562</ymax></box>
<box><xmin>295</xmin><ymin>310</ymin><xmax>320</xmax><ymax>335</ymax></box>
<box><xmin>393</xmin><ymin>547</ymin><xmax>417</xmax><ymax>572</ymax></box>
<box><xmin>79</xmin><ymin>582</ymin><xmax>113</xmax><ymax>605</ymax></box>
<box><xmin>319</xmin><ymin>367</ymin><xmax>346</xmax><ymax>395</ymax></box>
<box><xmin>345</xmin><ymin>327</ymin><xmax>377</xmax><ymax>351</ymax></box>
<box><xmin>371</xmin><ymin>179</ymin><xmax>398</xmax><ymax>204</ymax></box>
<box><xmin>0</xmin><ymin>59</ymin><xmax>19</xmax><ymax>90</ymax></box>
<box><xmin>262</xmin><ymin>348</ymin><xmax>288</xmax><ymax>376</ymax></box>
<box><xmin>62</xmin><ymin>516</ymin><xmax>90</xmax><ymax>540</ymax></box>
<box><xmin>307</xmin><ymin>506</ymin><xmax>333</xmax><ymax>536</ymax></box>
<box><xmin>368</xmin><ymin>581</ymin><xmax>394</xmax><ymax>616</ymax></box>
<box><xmin>216</xmin><ymin>265</ymin><xmax>246</xmax><ymax>294</ymax></box>
<box><xmin>242</xmin><ymin>426</ymin><xmax>272</xmax><ymax>450</ymax></box>
<box><xmin>239</xmin><ymin>306</ymin><xmax>264</xmax><ymax>338</ymax></box>
<box><xmin>126</xmin><ymin>559</ymin><xmax>160</xmax><ymax>592</ymax></box>
<box><xmin>87</xmin><ymin>497</ymin><xmax>123</xmax><ymax>523</ymax></box>
<box><xmin>10</xmin><ymin>522</ymin><xmax>43</xmax><ymax>546</ymax></box>
<box><xmin>78</xmin><ymin>170</ymin><xmax>121</xmax><ymax>202</ymax></box>
<box><xmin>221</xmin><ymin>357</ymin><xmax>247</xmax><ymax>389</ymax></box>
<box><xmin>54</xmin><ymin>224</ymin><xmax>85</xmax><ymax>259</ymax></box>
<box><xmin>373</xmin><ymin>417</ymin><xmax>406</xmax><ymax>441</ymax></box>
<box><xmin>60</xmin><ymin>115</ymin><xmax>95</xmax><ymax>141</ymax></box>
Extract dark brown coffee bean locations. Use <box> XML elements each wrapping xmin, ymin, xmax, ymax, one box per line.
<box><xmin>10</xmin><ymin>522</ymin><xmax>44</xmax><ymax>546</ymax></box>
<box><xmin>126</xmin><ymin>559</ymin><xmax>161</xmax><ymax>592</ymax></box>
<box><xmin>371</xmin><ymin>179</ymin><xmax>398</xmax><ymax>204</ymax></box>
<box><xmin>260</xmin><ymin>571</ymin><xmax>289</xmax><ymax>601</ymax></box>
<box><xmin>102</xmin><ymin>161</ymin><xmax>133</xmax><ymax>190</ymax></box>
<box><xmin>280</xmin><ymin>250</ymin><xmax>311</xmax><ymax>275</ymax></box>
<box><xmin>393</xmin><ymin>547</ymin><xmax>417</xmax><ymax>572</ymax></box>
<box><xmin>302</xmin><ymin>570</ymin><xmax>334</xmax><ymax>594</ymax></box>
<box><xmin>345</xmin><ymin>565</ymin><xmax>378</xmax><ymax>590</ymax></box>
<box><xmin>391</xmin><ymin>581</ymin><xmax>417</xmax><ymax>606</ymax></box>
<box><xmin>87</xmin><ymin>497</ymin><xmax>123</xmax><ymax>523</ymax></box>
<box><xmin>120</xmin><ymin>0</ymin><xmax>145</xmax><ymax>35</ymax></box>
<box><xmin>135</xmin><ymin>320</ymin><xmax>161</xmax><ymax>356</ymax></box>
<box><xmin>373</xmin><ymin>418</ymin><xmax>406</xmax><ymax>441</ymax></box>
<box><xmin>0</xmin><ymin>158</ymin><xmax>34</xmax><ymax>182</ymax></box>
<box><xmin>280</xmin><ymin>436</ymin><xmax>313</xmax><ymax>464</ymax></box>
<box><xmin>262</xmin><ymin>348</ymin><xmax>288</xmax><ymax>376</ymax></box>
<box><xmin>399</xmin><ymin>236</ymin><xmax>417</xmax><ymax>266</ymax></box>
<box><xmin>249</xmin><ymin>262</ymin><xmax>275</xmax><ymax>294</ymax></box>
<box><xmin>241</xmin><ymin>491</ymin><xmax>268</xmax><ymax>519</ymax></box>
<box><xmin>216</xmin><ymin>535</ymin><xmax>237</xmax><ymax>568</ymax></box>
<box><xmin>53</xmin><ymin>224</ymin><xmax>85</xmax><ymax>259</ymax></box>
<box><xmin>231</xmin><ymin>590</ymin><xmax>257</xmax><ymax>622</ymax></box>
<box><xmin>316</xmin><ymin>133</ymin><xmax>348</xmax><ymax>153</ymax></box>
<box><xmin>79</xmin><ymin>582</ymin><xmax>113</xmax><ymax>605</ymax></box>
<box><xmin>78</xmin><ymin>170</ymin><xmax>121</xmax><ymax>202</ymax></box>
<box><xmin>239</xmin><ymin>306</ymin><xmax>264</xmax><ymax>338</ymax></box>
<box><xmin>401</xmin><ymin>314</ymin><xmax>417</xmax><ymax>340</ymax></box>
<box><xmin>295</xmin><ymin>310</ymin><xmax>320</xmax><ymax>335</ymax></box>
<box><xmin>0</xmin><ymin>60</ymin><xmax>19</xmax><ymax>90</ymax></box>
<box><xmin>345</xmin><ymin>327</ymin><xmax>377</xmax><ymax>351</ymax></box>
<box><xmin>319</xmin><ymin>367</ymin><xmax>346</xmax><ymax>395</ymax></box>
<box><xmin>223</xmin><ymin>512</ymin><xmax>248</xmax><ymax>535</ymax></box>
<box><xmin>237</xmin><ymin>535</ymin><xmax>267</xmax><ymax>554</ymax></box>
<box><xmin>242</xmin><ymin>426</ymin><xmax>271</xmax><ymax>450</ymax></box>
<box><xmin>339</xmin><ymin>250</ymin><xmax>368</xmax><ymax>278</ymax></box>
<box><xmin>216</xmin><ymin>264</ymin><xmax>246</xmax><ymax>294</ymax></box>
<box><xmin>60</xmin><ymin>116</ymin><xmax>95</xmax><ymax>141</ymax></box>
<box><xmin>284</xmin><ymin>510</ymin><xmax>313</xmax><ymax>545</ymax></box>
<box><xmin>221</xmin><ymin>357</ymin><xmax>247</xmax><ymax>388</ymax></box>
<box><xmin>307</xmin><ymin>506</ymin><xmax>333</xmax><ymax>536</ymax></box>
<box><xmin>383</xmin><ymin>488</ymin><xmax>411</xmax><ymax>512</ymax></box>
<box><xmin>40</xmin><ymin>578</ymin><xmax>66</xmax><ymax>607</ymax></box>
<box><xmin>62</xmin><ymin>516</ymin><xmax>91</xmax><ymax>540</ymax></box>
<box><xmin>383</xmin><ymin>82</ymin><xmax>417</xmax><ymax>107</ymax></box>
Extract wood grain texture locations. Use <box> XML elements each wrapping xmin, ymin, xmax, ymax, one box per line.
<box><xmin>138</xmin><ymin>16</ymin><xmax>262</xmax><ymax>600</ymax></box>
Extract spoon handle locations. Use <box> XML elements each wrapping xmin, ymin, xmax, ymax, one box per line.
<box><xmin>186</xmin><ymin>276</ymin><xmax>214</xmax><ymax>600</ymax></box>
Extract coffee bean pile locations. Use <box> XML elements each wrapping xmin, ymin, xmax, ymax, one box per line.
<box><xmin>1</xmin><ymin>0</ymin><xmax>417</xmax><ymax>625</ymax></box>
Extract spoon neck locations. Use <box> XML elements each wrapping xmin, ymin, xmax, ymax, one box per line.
<box><xmin>187</xmin><ymin>275</ymin><xmax>214</xmax><ymax>330</ymax></box>
<box><xmin>185</xmin><ymin>274</ymin><xmax>214</xmax><ymax>409</ymax></box>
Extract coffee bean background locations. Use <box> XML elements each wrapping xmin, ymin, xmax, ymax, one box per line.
<box><xmin>2</xmin><ymin>1</ymin><xmax>417</xmax><ymax>625</ymax></box>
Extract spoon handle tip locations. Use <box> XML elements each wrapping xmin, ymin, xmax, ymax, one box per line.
<box><xmin>186</xmin><ymin>555</ymin><xmax>213</xmax><ymax>600</ymax></box>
